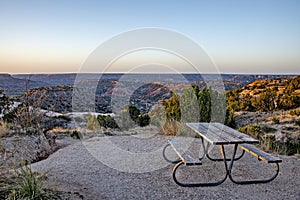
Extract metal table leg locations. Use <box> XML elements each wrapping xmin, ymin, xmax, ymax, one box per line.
<box><xmin>200</xmin><ymin>137</ymin><xmax>245</xmax><ymax>162</ymax></box>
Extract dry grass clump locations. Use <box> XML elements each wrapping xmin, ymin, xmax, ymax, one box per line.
<box><xmin>0</xmin><ymin>165</ymin><xmax>59</xmax><ymax>200</ymax></box>
<box><xmin>161</xmin><ymin>119</ymin><xmax>180</xmax><ymax>136</ymax></box>
<box><xmin>0</xmin><ymin>120</ymin><xmax>9</xmax><ymax>137</ymax></box>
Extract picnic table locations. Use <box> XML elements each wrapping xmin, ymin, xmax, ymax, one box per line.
<box><xmin>163</xmin><ymin>122</ymin><xmax>282</xmax><ymax>187</ymax></box>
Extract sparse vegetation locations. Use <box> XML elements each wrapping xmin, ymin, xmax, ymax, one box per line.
<box><xmin>164</xmin><ymin>92</ymin><xmax>181</xmax><ymax>121</ymax></box>
<box><xmin>136</xmin><ymin>114</ymin><xmax>150</xmax><ymax>127</ymax></box>
<box><xmin>86</xmin><ymin>113</ymin><xmax>100</xmax><ymax>131</ymax></box>
<box><xmin>272</xmin><ymin>116</ymin><xmax>280</xmax><ymax>124</ymax></box>
<box><xmin>252</xmin><ymin>88</ymin><xmax>277</xmax><ymax>112</ymax></box>
<box><xmin>290</xmin><ymin>108</ymin><xmax>300</xmax><ymax>116</ymax></box>
<box><xmin>97</xmin><ymin>115</ymin><xmax>119</xmax><ymax>129</ymax></box>
<box><xmin>238</xmin><ymin>124</ymin><xmax>262</xmax><ymax>140</ymax></box>
<box><xmin>226</xmin><ymin>76</ymin><xmax>300</xmax><ymax>112</ymax></box>
<box><xmin>0</xmin><ymin>90</ymin><xmax>12</xmax><ymax>116</ymax></box>
<box><xmin>148</xmin><ymin>105</ymin><xmax>166</xmax><ymax>127</ymax></box>
<box><xmin>0</xmin><ymin>165</ymin><xmax>57</xmax><ymax>200</ymax></box>
<box><xmin>70</xmin><ymin>130</ymin><xmax>81</xmax><ymax>139</ymax></box>
<box><xmin>0</xmin><ymin>120</ymin><xmax>9</xmax><ymax>137</ymax></box>
<box><xmin>118</xmin><ymin>107</ymin><xmax>136</xmax><ymax>131</ymax></box>
<box><xmin>161</xmin><ymin>119</ymin><xmax>180</xmax><ymax>136</ymax></box>
<box><xmin>116</xmin><ymin>105</ymin><xmax>150</xmax><ymax>130</ymax></box>
<box><xmin>239</xmin><ymin>124</ymin><xmax>300</xmax><ymax>155</ymax></box>
<box><xmin>295</xmin><ymin>119</ymin><xmax>300</xmax><ymax>126</ymax></box>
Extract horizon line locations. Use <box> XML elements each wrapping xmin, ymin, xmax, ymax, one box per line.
<box><xmin>5</xmin><ymin>72</ymin><xmax>299</xmax><ymax>76</ymax></box>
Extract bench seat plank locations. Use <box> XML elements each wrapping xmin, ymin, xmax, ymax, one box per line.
<box><xmin>239</xmin><ymin>144</ymin><xmax>282</xmax><ymax>163</ymax></box>
<box><xmin>169</xmin><ymin>140</ymin><xmax>201</xmax><ymax>166</ymax></box>
<box><xmin>186</xmin><ymin>123</ymin><xmax>229</xmax><ymax>145</ymax></box>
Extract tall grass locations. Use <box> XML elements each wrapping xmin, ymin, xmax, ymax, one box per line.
<box><xmin>161</xmin><ymin>119</ymin><xmax>180</xmax><ymax>136</ymax></box>
<box><xmin>0</xmin><ymin>120</ymin><xmax>9</xmax><ymax>137</ymax></box>
<box><xmin>0</xmin><ymin>165</ymin><xmax>57</xmax><ymax>200</ymax></box>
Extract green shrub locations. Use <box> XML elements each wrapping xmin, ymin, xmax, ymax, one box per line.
<box><xmin>238</xmin><ymin>124</ymin><xmax>262</xmax><ymax>140</ymax></box>
<box><xmin>70</xmin><ymin>130</ymin><xmax>81</xmax><ymax>139</ymax></box>
<box><xmin>198</xmin><ymin>87</ymin><xmax>211</xmax><ymax>122</ymax></box>
<box><xmin>117</xmin><ymin>108</ymin><xmax>136</xmax><ymax>131</ymax></box>
<box><xmin>97</xmin><ymin>115</ymin><xmax>119</xmax><ymax>129</ymax></box>
<box><xmin>180</xmin><ymin>87</ymin><xmax>200</xmax><ymax>123</ymax></box>
<box><xmin>225</xmin><ymin>108</ymin><xmax>235</xmax><ymax>127</ymax></box>
<box><xmin>148</xmin><ymin>105</ymin><xmax>166</xmax><ymax>127</ymax></box>
<box><xmin>128</xmin><ymin>105</ymin><xmax>140</xmax><ymax>122</ymax></box>
<box><xmin>137</xmin><ymin>114</ymin><xmax>150</xmax><ymax>127</ymax></box>
<box><xmin>272</xmin><ymin>116</ymin><xmax>280</xmax><ymax>124</ymax></box>
<box><xmin>116</xmin><ymin>105</ymin><xmax>151</xmax><ymax>130</ymax></box>
<box><xmin>295</xmin><ymin>119</ymin><xmax>300</xmax><ymax>126</ymax></box>
<box><xmin>290</xmin><ymin>108</ymin><xmax>300</xmax><ymax>116</ymax></box>
<box><xmin>164</xmin><ymin>92</ymin><xmax>181</xmax><ymax>121</ymax></box>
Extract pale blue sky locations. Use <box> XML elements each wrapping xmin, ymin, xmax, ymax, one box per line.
<box><xmin>0</xmin><ymin>0</ymin><xmax>299</xmax><ymax>74</ymax></box>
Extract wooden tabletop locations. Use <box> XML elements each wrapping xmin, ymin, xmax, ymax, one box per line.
<box><xmin>186</xmin><ymin>122</ymin><xmax>259</xmax><ymax>145</ymax></box>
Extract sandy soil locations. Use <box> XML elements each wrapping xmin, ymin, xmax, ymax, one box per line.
<box><xmin>31</xmin><ymin>133</ymin><xmax>300</xmax><ymax>200</ymax></box>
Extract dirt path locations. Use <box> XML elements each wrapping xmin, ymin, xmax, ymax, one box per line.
<box><xmin>32</xmin><ymin>135</ymin><xmax>300</xmax><ymax>200</ymax></box>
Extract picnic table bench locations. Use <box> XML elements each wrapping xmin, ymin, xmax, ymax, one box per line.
<box><xmin>163</xmin><ymin>122</ymin><xmax>282</xmax><ymax>187</ymax></box>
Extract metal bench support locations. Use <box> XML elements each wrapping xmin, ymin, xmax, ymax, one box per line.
<box><xmin>162</xmin><ymin>143</ymin><xmax>181</xmax><ymax>164</ymax></box>
<box><xmin>200</xmin><ymin>137</ymin><xmax>245</xmax><ymax>162</ymax></box>
<box><xmin>172</xmin><ymin>159</ymin><xmax>228</xmax><ymax>187</ymax></box>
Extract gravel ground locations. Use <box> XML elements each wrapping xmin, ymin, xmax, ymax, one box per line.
<box><xmin>31</xmin><ymin>134</ymin><xmax>300</xmax><ymax>200</ymax></box>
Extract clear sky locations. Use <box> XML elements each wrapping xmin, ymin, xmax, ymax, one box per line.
<box><xmin>0</xmin><ymin>0</ymin><xmax>299</xmax><ymax>74</ymax></box>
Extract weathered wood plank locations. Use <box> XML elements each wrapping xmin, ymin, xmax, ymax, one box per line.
<box><xmin>211</xmin><ymin>123</ymin><xmax>259</xmax><ymax>144</ymax></box>
<box><xmin>200</xmin><ymin>123</ymin><xmax>243</xmax><ymax>144</ymax></box>
<box><xmin>168</xmin><ymin>139</ymin><xmax>202</xmax><ymax>165</ymax></box>
<box><xmin>186</xmin><ymin>123</ymin><xmax>229</xmax><ymax>145</ymax></box>
<box><xmin>239</xmin><ymin>144</ymin><xmax>282</xmax><ymax>163</ymax></box>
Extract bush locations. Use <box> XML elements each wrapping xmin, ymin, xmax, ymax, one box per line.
<box><xmin>252</xmin><ymin>88</ymin><xmax>277</xmax><ymax>112</ymax></box>
<box><xmin>295</xmin><ymin>119</ymin><xmax>300</xmax><ymax>126</ymax></box>
<box><xmin>260</xmin><ymin>134</ymin><xmax>279</xmax><ymax>152</ymax></box>
<box><xmin>117</xmin><ymin>108</ymin><xmax>136</xmax><ymax>131</ymax></box>
<box><xmin>70</xmin><ymin>130</ymin><xmax>81</xmax><ymax>139</ymax></box>
<box><xmin>137</xmin><ymin>114</ymin><xmax>150</xmax><ymax>127</ymax></box>
<box><xmin>240</xmin><ymin>124</ymin><xmax>300</xmax><ymax>155</ymax></box>
<box><xmin>128</xmin><ymin>105</ymin><xmax>140</xmax><ymax>122</ymax></box>
<box><xmin>0</xmin><ymin>90</ymin><xmax>12</xmax><ymax>116</ymax></box>
<box><xmin>180</xmin><ymin>87</ymin><xmax>200</xmax><ymax>123</ymax></box>
<box><xmin>272</xmin><ymin>116</ymin><xmax>280</xmax><ymax>124</ymax></box>
<box><xmin>148</xmin><ymin>105</ymin><xmax>166</xmax><ymax>127</ymax></box>
<box><xmin>0</xmin><ymin>120</ymin><xmax>9</xmax><ymax>137</ymax></box>
<box><xmin>225</xmin><ymin>108</ymin><xmax>235</xmax><ymax>127</ymax></box>
<box><xmin>97</xmin><ymin>115</ymin><xmax>119</xmax><ymax>129</ymax></box>
<box><xmin>198</xmin><ymin>87</ymin><xmax>211</xmax><ymax>122</ymax></box>
<box><xmin>4</xmin><ymin>103</ymin><xmax>46</xmax><ymax>132</ymax></box>
<box><xmin>280</xmin><ymin>137</ymin><xmax>300</xmax><ymax>155</ymax></box>
<box><xmin>290</xmin><ymin>109</ymin><xmax>300</xmax><ymax>116</ymax></box>
<box><xmin>116</xmin><ymin>105</ymin><xmax>150</xmax><ymax>130</ymax></box>
<box><xmin>238</xmin><ymin>124</ymin><xmax>262</xmax><ymax>140</ymax></box>
<box><xmin>164</xmin><ymin>92</ymin><xmax>181</xmax><ymax>121</ymax></box>
<box><xmin>86</xmin><ymin>113</ymin><xmax>100</xmax><ymax>131</ymax></box>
